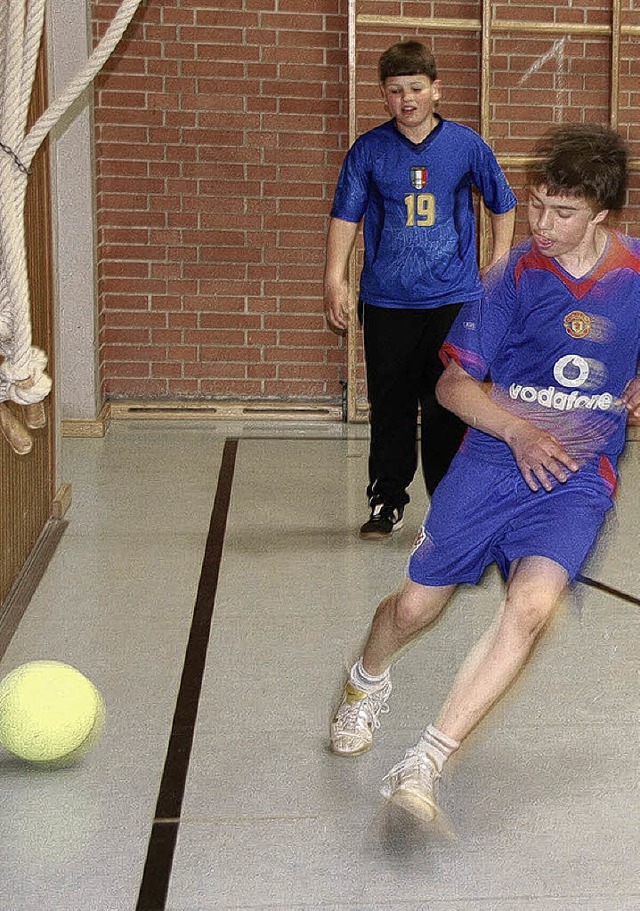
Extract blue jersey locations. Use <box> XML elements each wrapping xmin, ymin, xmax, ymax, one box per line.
<box><xmin>330</xmin><ymin>116</ymin><xmax>516</xmax><ymax>309</ymax></box>
<box><xmin>441</xmin><ymin>233</ymin><xmax>640</xmax><ymax>476</ymax></box>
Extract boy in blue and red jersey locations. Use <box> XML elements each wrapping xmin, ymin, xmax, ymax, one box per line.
<box><xmin>330</xmin><ymin>123</ymin><xmax>640</xmax><ymax>822</ymax></box>
<box><xmin>324</xmin><ymin>41</ymin><xmax>516</xmax><ymax>539</ymax></box>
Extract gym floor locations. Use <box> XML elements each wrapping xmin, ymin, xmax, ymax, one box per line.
<box><xmin>0</xmin><ymin>419</ymin><xmax>638</xmax><ymax>910</ymax></box>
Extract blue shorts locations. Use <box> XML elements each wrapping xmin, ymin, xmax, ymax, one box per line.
<box><xmin>408</xmin><ymin>451</ymin><xmax>615</xmax><ymax>586</ymax></box>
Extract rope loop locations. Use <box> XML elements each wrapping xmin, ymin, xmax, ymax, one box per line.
<box><xmin>0</xmin><ymin>140</ymin><xmax>31</xmax><ymax>176</ymax></box>
<box><xmin>0</xmin><ymin>0</ymin><xmax>144</xmax><ymax>444</ymax></box>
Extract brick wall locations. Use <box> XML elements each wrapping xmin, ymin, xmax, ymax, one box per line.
<box><xmin>92</xmin><ymin>1</ymin><xmax>640</xmax><ymax>405</ymax></box>
<box><xmin>93</xmin><ymin>0</ymin><xmax>349</xmax><ymax>402</ymax></box>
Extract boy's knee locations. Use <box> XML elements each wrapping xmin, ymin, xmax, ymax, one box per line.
<box><xmin>502</xmin><ymin>559</ymin><xmax>567</xmax><ymax>642</ymax></box>
<box><xmin>502</xmin><ymin>592</ymin><xmax>555</xmax><ymax>642</ymax></box>
<box><xmin>391</xmin><ymin>587</ymin><xmax>443</xmax><ymax>635</ymax></box>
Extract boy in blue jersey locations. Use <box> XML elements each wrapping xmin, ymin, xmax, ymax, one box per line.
<box><xmin>324</xmin><ymin>41</ymin><xmax>517</xmax><ymax>538</ymax></box>
<box><xmin>330</xmin><ymin>123</ymin><xmax>640</xmax><ymax>822</ymax></box>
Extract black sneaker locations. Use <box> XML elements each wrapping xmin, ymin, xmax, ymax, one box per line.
<box><xmin>359</xmin><ymin>504</ymin><xmax>404</xmax><ymax>540</ymax></box>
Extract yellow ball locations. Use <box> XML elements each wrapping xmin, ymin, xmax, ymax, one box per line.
<box><xmin>0</xmin><ymin>661</ymin><xmax>105</xmax><ymax>765</ymax></box>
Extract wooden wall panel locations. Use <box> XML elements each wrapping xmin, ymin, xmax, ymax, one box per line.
<box><xmin>0</xmin><ymin>44</ymin><xmax>55</xmax><ymax>606</ymax></box>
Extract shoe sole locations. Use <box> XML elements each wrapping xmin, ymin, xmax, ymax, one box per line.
<box><xmin>382</xmin><ymin>786</ymin><xmax>438</xmax><ymax>823</ymax></box>
<box><xmin>330</xmin><ymin>740</ymin><xmax>373</xmax><ymax>757</ymax></box>
<box><xmin>359</xmin><ymin>519</ymin><xmax>404</xmax><ymax>540</ymax></box>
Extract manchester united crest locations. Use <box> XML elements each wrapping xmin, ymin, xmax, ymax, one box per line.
<box><xmin>410</xmin><ymin>166</ymin><xmax>428</xmax><ymax>190</ymax></box>
<box><xmin>564</xmin><ymin>310</ymin><xmax>592</xmax><ymax>339</ymax></box>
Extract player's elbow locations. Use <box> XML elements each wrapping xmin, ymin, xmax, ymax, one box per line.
<box><xmin>436</xmin><ymin>361</ymin><xmax>472</xmax><ymax>412</ymax></box>
<box><xmin>435</xmin><ymin>369</ymin><xmax>456</xmax><ymax>410</ymax></box>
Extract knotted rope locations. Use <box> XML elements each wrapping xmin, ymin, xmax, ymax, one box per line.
<box><xmin>0</xmin><ymin>0</ymin><xmax>144</xmax><ymax>453</ymax></box>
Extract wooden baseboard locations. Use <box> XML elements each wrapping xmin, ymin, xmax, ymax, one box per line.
<box><xmin>0</xmin><ymin>519</ymin><xmax>68</xmax><ymax>660</ymax></box>
<box><xmin>61</xmin><ymin>402</ymin><xmax>111</xmax><ymax>438</ymax></box>
<box><xmin>108</xmin><ymin>399</ymin><xmax>345</xmax><ymax>421</ymax></box>
<box><xmin>51</xmin><ymin>482</ymin><xmax>72</xmax><ymax>519</ymax></box>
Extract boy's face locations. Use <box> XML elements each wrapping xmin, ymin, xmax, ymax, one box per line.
<box><xmin>380</xmin><ymin>74</ymin><xmax>441</xmax><ymax>137</ymax></box>
<box><xmin>528</xmin><ymin>186</ymin><xmax>608</xmax><ymax>259</ymax></box>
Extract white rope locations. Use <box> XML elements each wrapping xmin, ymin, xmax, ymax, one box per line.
<box><xmin>0</xmin><ymin>0</ymin><xmax>34</xmax><ymax>379</ymax></box>
<box><xmin>21</xmin><ymin>0</ymin><xmax>145</xmax><ymax>169</ymax></box>
<box><xmin>0</xmin><ymin>0</ymin><xmax>144</xmax><ymax>453</ymax></box>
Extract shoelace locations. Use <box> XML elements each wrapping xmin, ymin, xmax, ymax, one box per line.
<box><xmin>337</xmin><ymin>686</ymin><xmax>391</xmax><ymax>731</ymax></box>
<box><xmin>365</xmin><ymin>688</ymin><xmax>391</xmax><ymax>729</ymax></box>
<box><xmin>385</xmin><ymin>747</ymin><xmax>439</xmax><ymax>785</ymax></box>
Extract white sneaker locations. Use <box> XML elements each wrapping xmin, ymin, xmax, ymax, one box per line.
<box><xmin>330</xmin><ymin>679</ymin><xmax>392</xmax><ymax>756</ymax></box>
<box><xmin>380</xmin><ymin>747</ymin><xmax>440</xmax><ymax>822</ymax></box>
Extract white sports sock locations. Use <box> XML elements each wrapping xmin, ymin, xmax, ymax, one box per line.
<box><xmin>417</xmin><ymin>724</ymin><xmax>460</xmax><ymax>774</ymax></box>
<box><xmin>349</xmin><ymin>657</ymin><xmax>390</xmax><ymax>693</ymax></box>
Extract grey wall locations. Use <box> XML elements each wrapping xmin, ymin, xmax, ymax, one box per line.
<box><xmin>48</xmin><ymin>0</ymin><xmax>99</xmax><ymax>424</ymax></box>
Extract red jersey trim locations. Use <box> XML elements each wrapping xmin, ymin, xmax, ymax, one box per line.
<box><xmin>440</xmin><ymin>341</ymin><xmax>485</xmax><ymax>376</ymax></box>
<box><xmin>514</xmin><ymin>234</ymin><xmax>640</xmax><ymax>299</ymax></box>
<box><xmin>598</xmin><ymin>454</ymin><xmax>618</xmax><ymax>497</ymax></box>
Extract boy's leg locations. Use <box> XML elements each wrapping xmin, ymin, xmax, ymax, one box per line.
<box><xmin>361</xmin><ymin>579</ymin><xmax>455</xmax><ymax>675</ymax></box>
<box><xmin>434</xmin><ymin>555</ymin><xmax>568</xmax><ymax>741</ymax></box>
<box><xmin>418</xmin><ymin>303</ymin><xmax>466</xmax><ymax>495</ymax></box>
<box><xmin>331</xmin><ymin>579</ymin><xmax>454</xmax><ymax>756</ymax></box>
<box><xmin>381</xmin><ymin>556</ymin><xmax>568</xmax><ymax>819</ymax></box>
<box><xmin>419</xmin><ymin>394</ymin><xmax>467</xmax><ymax>495</ymax></box>
<box><xmin>362</xmin><ymin>305</ymin><xmax>423</xmax><ymax>517</ymax></box>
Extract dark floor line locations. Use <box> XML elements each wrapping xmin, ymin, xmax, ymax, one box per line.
<box><xmin>576</xmin><ymin>573</ymin><xmax>640</xmax><ymax>607</ymax></box>
<box><xmin>136</xmin><ymin>438</ymin><xmax>238</xmax><ymax>911</ymax></box>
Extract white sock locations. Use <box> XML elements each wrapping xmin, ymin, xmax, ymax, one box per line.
<box><xmin>349</xmin><ymin>657</ymin><xmax>390</xmax><ymax>693</ymax></box>
<box><xmin>417</xmin><ymin>724</ymin><xmax>460</xmax><ymax>774</ymax></box>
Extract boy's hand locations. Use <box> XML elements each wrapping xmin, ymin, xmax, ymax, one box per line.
<box><xmin>505</xmin><ymin>420</ymin><xmax>579</xmax><ymax>492</ymax></box>
<box><xmin>324</xmin><ymin>282</ymin><xmax>349</xmax><ymax>335</ymax></box>
<box><xmin>620</xmin><ymin>376</ymin><xmax>640</xmax><ymax>419</ymax></box>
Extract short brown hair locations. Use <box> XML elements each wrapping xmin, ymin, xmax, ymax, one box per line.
<box><xmin>378</xmin><ymin>41</ymin><xmax>437</xmax><ymax>83</ymax></box>
<box><xmin>525</xmin><ymin>123</ymin><xmax>628</xmax><ymax>212</ymax></box>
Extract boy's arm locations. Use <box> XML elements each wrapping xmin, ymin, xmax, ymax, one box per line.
<box><xmin>436</xmin><ymin>361</ymin><xmax>579</xmax><ymax>492</ymax></box>
<box><xmin>323</xmin><ymin>217</ymin><xmax>359</xmax><ymax>335</ymax></box>
<box><xmin>481</xmin><ymin>209</ymin><xmax>516</xmax><ymax>276</ymax></box>
<box><xmin>621</xmin><ymin>375</ymin><xmax>640</xmax><ymax>419</ymax></box>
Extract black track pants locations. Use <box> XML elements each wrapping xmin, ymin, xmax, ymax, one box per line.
<box><xmin>361</xmin><ymin>301</ymin><xmax>467</xmax><ymax>507</ymax></box>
